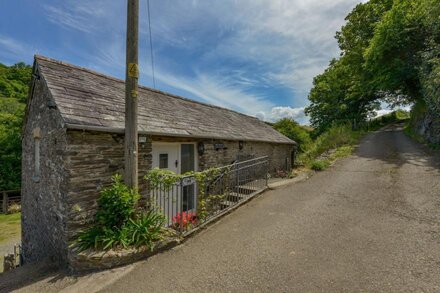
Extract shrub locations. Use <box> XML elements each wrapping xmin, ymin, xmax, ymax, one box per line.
<box><xmin>73</xmin><ymin>174</ymin><xmax>169</xmax><ymax>252</ymax></box>
<box><xmin>298</xmin><ymin>123</ymin><xmax>361</xmax><ymax>166</ymax></box>
<box><xmin>272</xmin><ymin>118</ymin><xmax>312</xmax><ymax>153</ymax></box>
<box><xmin>311</xmin><ymin>160</ymin><xmax>330</xmax><ymax>171</ymax></box>
<box><xmin>96</xmin><ymin>174</ymin><xmax>139</xmax><ymax>228</ymax></box>
<box><xmin>126</xmin><ymin>210</ymin><xmax>167</xmax><ymax>248</ymax></box>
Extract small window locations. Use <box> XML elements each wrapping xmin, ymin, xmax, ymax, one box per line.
<box><xmin>32</xmin><ymin>127</ymin><xmax>41</xmax><ymax>182</ymax></box>
<box><xmin>159</xmin><ymin>154</ymin><xmax>168</xmax><ymax>169</ymax></box>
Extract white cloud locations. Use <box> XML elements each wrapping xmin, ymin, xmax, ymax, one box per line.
<box><xmin>270</xmin><ymin>106</ymin><xmax>306</xmax><ymax>121</ymax></box>
<box><xmin>37</xmin><ymin>0</ymin><xmax>360</xmax><ymax>125</ymax></box>
<box><xmin>155</xmin><ymin>70</ymin><xmax>274</xmax><ymax>117</ymax></box>
<box><xmin>374</xmin><ymin>105</ymin><xmax>411</xmax><ymax>118</ymax></box>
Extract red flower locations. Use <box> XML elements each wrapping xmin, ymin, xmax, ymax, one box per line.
<box><xmin>173</xmin><ymin>211</ymin><xmax>198</xmax><ymax>228</ymax></box>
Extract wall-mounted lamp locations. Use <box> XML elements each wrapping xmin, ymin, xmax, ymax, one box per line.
<box><xmin>238</xmin><ymin>140</ymin><xmax>244</xmax><ymax>150</ymax></box>
<box><xmin>198</xmin><ymin>142</ymin><xmax>205</xmax><ymax>155</ymax></box>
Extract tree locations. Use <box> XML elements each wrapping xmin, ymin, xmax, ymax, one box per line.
<box><xmin>0</xmin><ymin>62</ymin><xmax>31</xmax><ymax>190</ymax></box>
<box><xmin>305</xmin><ymin>0</ymin><xmax>392</xmax><ymax>133</ymax></box>
<box><xmin>365</xmin><ymin>0</ymin><xmax>440</xmax><ymax>112</ymax></box>
<box><xmin>272</xmin><ymin>118</ymin><xmax>312</xmax><ymax>153</ymax></box>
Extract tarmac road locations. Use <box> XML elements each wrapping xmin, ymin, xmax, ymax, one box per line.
<box><xmin>2</xmin><ymin>124</ymin><xmax>439</xmax><ymax>293</ymax></box>
<box><xmin>100</xmin><ymin>124</ymin><xmax>440</xmax><ymax>292</ymax></box>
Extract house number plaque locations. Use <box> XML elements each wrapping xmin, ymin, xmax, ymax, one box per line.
<box><xmin>182</xmin><ymin>177</ymin><xmax>196</xmax><ymax>186</ymax></box>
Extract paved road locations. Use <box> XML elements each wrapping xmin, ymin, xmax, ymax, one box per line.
<box><xmin>97</xmin><ymin>124</ymin><xmax>440</xmax><ymax>292</ymax></box>
<box><xmin>3</xmin><ymin>124</ymin><xmax>439</xmax><ymax>292</ymax></box>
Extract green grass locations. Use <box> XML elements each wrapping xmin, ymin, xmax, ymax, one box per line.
<box><xmin>311</xmin><ymin>160</ymin><xmax>331</xmax><ymax>171</ymax></box>
<box><xmin>0</xmin><ymin>213</ymin><xmax>21</xmax><ymax>244</ymax></box>
<box><xmin>298</xmin><ymin>124</ymin><xmax>361</xmax><ymax>169</ymax></box>
<box><xmin>0</xmin><ymin>213</ymin><xmax>20</xmax><ymax>273</ymax></box>
<box><xmin>295</xmin><ymin>110</ymin><xmax>409</xmax><ymax>172</ymax></box>
<box><xmin>309</xmin><ymin>146</ymin><xmax>355</xmax><ymax>171</ymax></box>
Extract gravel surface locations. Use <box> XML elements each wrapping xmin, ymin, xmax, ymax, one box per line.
<box><xmin>2</xmin><ymin>124</ymin><xmax>439</xmax><ymax>292</ymax></box>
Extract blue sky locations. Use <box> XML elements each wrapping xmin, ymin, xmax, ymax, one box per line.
<box><xmin>0</xmin><ymin>0</ymin><xmax>365</xmax><ymax>123</ymax></box>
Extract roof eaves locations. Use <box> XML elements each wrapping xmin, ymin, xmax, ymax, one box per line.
<box><xmin>65</xmin><ymin>123</ymin><xmax>297</xmax><ymax>145</ymax></box>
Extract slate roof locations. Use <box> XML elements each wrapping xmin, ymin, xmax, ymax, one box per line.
<box><xmin>35</xmin><ymin>55</ymin><xmax>295</xmax><ymax>144</ymax></box>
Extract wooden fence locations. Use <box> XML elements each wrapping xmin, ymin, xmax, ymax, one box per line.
<box><xmin>0</xmin><ymin>190</ymin><xmax>21</xmax><ymax>214</ymax></box>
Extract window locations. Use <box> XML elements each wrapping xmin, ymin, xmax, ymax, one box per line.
<box><xmin>159</xmin><ymin>153</ymin><xmax>168</xmax><ymax>169</ymax></box>
<box><xmin>33</xmin><ymin>127</ymin><xmax>41</xmax><ymax>181</ymax></box>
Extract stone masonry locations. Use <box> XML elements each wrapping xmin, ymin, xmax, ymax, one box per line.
<box><xmin>22</xmin><ymin>56</ymin><xmax>296</xmax><ymax>268</ymax></box>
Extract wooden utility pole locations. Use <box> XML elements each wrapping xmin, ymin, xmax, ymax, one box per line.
<box><xmin>124</xmin><ymin>0</ymin><xmax>139</xmax><ymax>189</ymax></box>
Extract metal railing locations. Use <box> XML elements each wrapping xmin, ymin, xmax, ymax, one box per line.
<box><xmin>1</xmin><ymin>190</ymin><xmax>21</xmax><ymax>214</ymax></box>
<box><xmin>147</xmin><ymin>156</ymin><xmax>269</xmax><ymax>235</ymax></box>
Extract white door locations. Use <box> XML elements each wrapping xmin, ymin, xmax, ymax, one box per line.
<box><xmin>151</xmin><ymin>143</ymin><xmax>180</xmax><ymax>225</ymax></box>
<box><xmin>151</xmin><ymin>143</ymin><xmax>197</xmax><ymax>226</ymax></box>
<box><xmin>152</xmin><ymin>142</ymin><xmax>179</xmax><ymax>173</ymax></box>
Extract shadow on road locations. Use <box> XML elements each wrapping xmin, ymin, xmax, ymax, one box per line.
<box><xmin>355</xmin><ymin>123</ymin><xmax>440</xmax><ymax>172</ymax></box>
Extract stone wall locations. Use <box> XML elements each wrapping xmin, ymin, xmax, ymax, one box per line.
<box><xmin>198</xmin><ymin>139</ymin><xmax>294</xmax><ymax>173</ymax></box>
<box><xmin>65</xmin><ymin>135</ymin><xmax>293</xmax><ymax>246</ymax></box>
<box><xmin>64</xmin><ymin>131</ymin><xmax>152</xmax><ymax>245</ymax></box>
<box><xmin>23</xmin><ymin>96</ymin><xmax>293</xmax><ymax>267</ymax></box>
<box><xmin>409</xmin><ymin>101</ymin><xmax>440</xmax><ymax>145</ymax></box>
<box><xmin>414</xmin><ymin>111</ymin><xmax>440</xmax><ymax>145</ymax></box>
<box><xmin>22</xmin><ymin>72</ymin><xmax>69</xmax><ymax>265</ymax></box>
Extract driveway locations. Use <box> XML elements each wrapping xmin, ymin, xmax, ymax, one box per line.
<box><xmin>4</xmin><ymin>124</ymin><xmax>440</xmax><ymax>292</ymax></box>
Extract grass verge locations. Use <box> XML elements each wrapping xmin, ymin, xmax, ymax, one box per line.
<box><xmin>0</xmin><ymin>213</ymin><xmax>21</xmax><ymax>244</ymax></box>
<box><xmin>0</xmin><ymin>213</ymin><xmax>21</xmax><ymax>273</ymax></box>
<box><xmin>296</xmin><ymin>110</ymin><xmax>409</xmax><ymax>172</ymax></box>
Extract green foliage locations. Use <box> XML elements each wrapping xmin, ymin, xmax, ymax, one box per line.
<box><xmin>331</xmin><ymin>146</ymin><xmax>354</xmax><ymax>159</ymax></box>
<box><xmin>306</xmin><ymin>0</ymin><xmax>392</xmax><ymax>133</ymax></box>
<box><xmin>364</xmin><ymin>0</ymin><xmax>437</xmax><ymax>101</ymax></box>
<box><xmin>0</xmin><ymin>62</ymin><xmax>31</xmax><ymax>191</ymax></box>
<box><xmin>298</xmin><ymin>124</ymin><xmax>362</xmax><ymax>167</ymax></box>
<box><xmin>311</xmin><ymin>160</ymin><xmax>330</xmax><ymax>171</ymax></box>
<box><xmin>74</xmin><ymin>175</ymin><xmax>169</xmax><ymax>251</ymax></box>
<box><xmin>298</xmin><ymin>110</ymin><xmax>407</xmax><ymax>169</ymax></box>
<box><xmin>144</xmin><ymin>168</ymin><xmax>181</xmax><ymax>190</ymax></box>
<box><xmin>0</xmin><ymin>62</ymin><xmax>32</xmax><ymax>103</ymax></box>
<box><xmin>306</xmin><ymin>0</ymin><xmax>438</xmax><ymax>138</ymax></box>
<box><xmin>96</xmin><ymin>174</ymin><xmax>140</xmax><ymax>228</ymax></box>
<box><xmin>366</xmin><ymin>110</ymin><xmax>411</xmax><ymax>131</ymax></box>
<box><xmin>144</xmin><ymin>167</ymin><xmax>224</xmax><ymax>222</ymax></box>
<box><xmin>0</xmin><ymin>212</ymin><xmax>21</xmax><ymax>244</ymax></box>
<box><xmin>125</xmin><ymin>210</ymin><xmax>167</xmax><ymax>248</ymax></box>
<box><xmin>272</xmin><ymin>118</ymin><xmax>312</xmax><ymax>153</ymax></box>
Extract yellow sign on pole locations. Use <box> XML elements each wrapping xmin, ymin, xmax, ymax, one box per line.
<box><xmin>128</xmin><ymin>63</ymin><xmax>139</xmax><ymax>78</ymax></box>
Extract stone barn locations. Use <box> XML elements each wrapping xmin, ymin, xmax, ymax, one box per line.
<box><xmin>21</xmin><ymin>55</ymin><xmax>296</xmax><ymax>266</ymax></box>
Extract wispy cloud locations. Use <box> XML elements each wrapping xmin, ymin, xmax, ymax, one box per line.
<box><xmin>0</xmin><ymin>35</ymin><xmax>37</xmax><ymax>63</ymax></box>
<box><xmin>43</xmin><ymin>1</ymin><xmax>120</xmax><ymax>34</ymax></box>
<box><xmin>155</xmin><ymin>70</ymin><xmax>274</xmax><ymax>116</ymax></box>
<box><xmin>0</xmin><ymin>36</ymin><xmax>27</xmax><ymax>53</ymax></box>
<box><xmin>22</xmin><ymin>0</ymin><xmax>362</xmax><ymax>124</ymax></box>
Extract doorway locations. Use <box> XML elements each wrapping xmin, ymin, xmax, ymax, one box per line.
<box><xmin>151</xmin><ymin>142</ymin><xmax>197</xmax><ymax>219</ymax></box>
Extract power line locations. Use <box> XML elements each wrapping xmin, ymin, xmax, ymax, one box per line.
<box><xmin>147</xmin><ymin>0</ymin><xmax>156</xmax><ymax>88</ymax></box>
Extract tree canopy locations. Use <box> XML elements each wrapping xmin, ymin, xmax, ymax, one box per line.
<box><xmin>272</xmin><ymin>118</ymin><xmax>312</xmax><ymax>153</ymax></box>
<box><xmin>0</xmin><ymin>62</ymin><xmax>31</xmax><ymax>190</ymax></box>
<box><xmin>306</xmin><ymin>0</ymin><xmax>439</xmax><ymax>133</ymax></box>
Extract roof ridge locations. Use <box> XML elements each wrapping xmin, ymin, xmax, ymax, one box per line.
<box><xmin>34</xmin><ymin>55</ymin><xmax>266</xmax><ymax>123</ymax></box>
